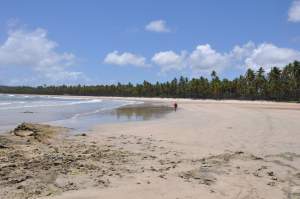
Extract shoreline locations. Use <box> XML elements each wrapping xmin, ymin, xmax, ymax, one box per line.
<box><xmin>2</xmin><ymin>92</ymin><xmax>300</xmax><ymax>105</ymax></box>
<box><xmin>1</xmin><ymin>98</ymin><xmax>300</xmax><ymax>198</ymax></box>
<box><xmin>0</xmin><ymin>95</ymin><xmax>173</xmax><ymax>134</ymax></box>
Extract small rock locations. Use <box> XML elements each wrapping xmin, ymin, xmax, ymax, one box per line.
<box><xmin>253</xmin><ymin>171</ymin><xmax>262</xmax><ymax>177</ymax></box>
<box><xmin>158</xmin><ymin>174</ymin><xmax>166</xmax><ymax>179</ymax></box>
<box><xmin>77</xmin><ymin>133</ymin><xmax>87</xmax><ymax>136</ymax></box>
<box><xmin>271</xmin><ymin>176</ymin><xmax>278</xmax><ymax>181</ymax></box>
<box><xmin>0</xmin><ymin>144</ymin><xmax>8</xmax><ymax>149</ymax></box>
<box><xmin>267</xmin><ymin>181</ymin><xmax>276</xmax><ymax>186</ymax></box>
<box><xmin>16</xmin><ymin>185</ymin><xmax>24</xmax><ymax>189</ymax></box>
<box><xmin>267</xmin><ymin>171</ymin><xmax>274</xmax><ymax>176</ymax></box>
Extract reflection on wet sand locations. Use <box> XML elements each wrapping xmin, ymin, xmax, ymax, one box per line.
<box><xmin>110</xmin><ymin>103</ymin><xmax>173</xmax><ymax>121</ymax></box>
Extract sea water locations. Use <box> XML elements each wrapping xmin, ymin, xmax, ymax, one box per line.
<box><xmin>0</xmin><ymin>94</ymin><xmax>141</xmax><ymax>133</ymax></box>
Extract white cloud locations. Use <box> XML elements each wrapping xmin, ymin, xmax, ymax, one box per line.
<box><xmin>0</xmin><ymin>27</ymin><xmax>84</xmax><ymax>84</ymax></box>
<box><xmin>104</xmin><ymin>51</ymin><xmax>147</xmax><ymax>67</ymax></box>
<box><xmin>244</xmin><ymin>43</ymin><xmax>300</xmax><ymax>71</ymax></box>
<box><xmin>145</xmin><ymin>20</ymin><xmax>171</xmax><ymax>33</ymax></box>
<box><xmin>152</xmin><ymin>51</ymin><xmax>186</xmax><ymax>72</ymax></box>
<box><xmin>230</xmin><ymin>42</ymin><xmax>256</xmax><ymax>62</ymax></box>
<box><xmin>152</xmin><ymin>42</ymin><xmax>300</xmax><ymax>73</ymax></box>
<box><xmin>189</xmin><ymin>44</ymin><xmax>229</xmax><ymax>72</ymax></box>
<box><xmin>288</xmin><ymin>0</ymin><xmax>300</xmax><ymax>22</ymax></box>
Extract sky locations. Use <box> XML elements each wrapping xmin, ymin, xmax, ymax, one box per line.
<box><xmin>0</xmin><ymin>0</ymin><xmax>300</xmax><ymax>86</ymax></box>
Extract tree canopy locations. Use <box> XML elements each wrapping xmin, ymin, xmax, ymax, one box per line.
<box><xmin>1</xmin><ymin>61</ymin><xmax>300</xmax><ymax>102</ymax></box>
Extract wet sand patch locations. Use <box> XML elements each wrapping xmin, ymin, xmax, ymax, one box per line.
<box><xmin>109</xmin><ymin>103</ymin><xmax>174</xmax><ymax>121</ymax></box>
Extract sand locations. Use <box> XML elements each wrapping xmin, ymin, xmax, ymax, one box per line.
<box><xmin>1</xmin><ymin>99</ymin><xmax>300</xmax><ymax>198</ymax></box>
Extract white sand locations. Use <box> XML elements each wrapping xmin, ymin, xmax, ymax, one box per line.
<box><xmin>43</xmin><ymin>99</ymin><xmax>300</xmax><ymax>199</ymax></box>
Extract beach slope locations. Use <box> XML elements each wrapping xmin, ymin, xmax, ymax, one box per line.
<box><xmin>1</xmin><ymin>99</ymin><xmax>300</xmax><ymax>198</ymax></box>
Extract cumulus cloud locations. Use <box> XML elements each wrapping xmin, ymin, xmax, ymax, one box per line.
<box><xmin>230</xmin><ymin>42</ymin><xmax>256</xmax><ymax>63</ymax></box>
<box><xmin>152</xmin><ymin>42</ymin><xmax>300</xmax><ymax>73</ymax></box>
<box><xmin>152</xmin><ymin>51</ymin><xmax>187</xmax><ymax>72</ymax></box>
<box><xmin>288</xmin><ymin>0</ymin><xmax>300</xmax><ymax>22</ymax></box>
<box><xmin>104</xmin><ymin>51</ymin><xmax>147</xmax><ymax>67</ymax></box>
<box><xmin>145</xmin><ymin>20</ymin><xmax>171</xmax><ymax>33</ymax></box>
<box><xmin>189</xmin><ymin>44</ymin><xmax>229</xmax><ymax>72</ymax></box>
<box><xmin>244</xmin><ymin>43</ymin><xmax>300</xmax><ymax>71</ymax></box>
<box><xmin>0</xmin><ymin>27</ymin><xmax>84</xmax><ymax>85</ymax></box>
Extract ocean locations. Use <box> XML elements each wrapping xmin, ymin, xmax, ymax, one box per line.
<box><xmin>0</xmin><ymin>94</ymin><xmax>141</xmax><ymax>133</ymax></box>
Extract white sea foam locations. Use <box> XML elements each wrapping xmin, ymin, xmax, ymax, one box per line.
<box><xmin>0</xmin><ymin>94</ymin><xmax>141</xmax><ymax>114</ymax></box>
<box><xmin>0</xmin><ymin>94</ymin><xmax>143</xmax><ymax>133</ymax></box>
<box><xmin>0</xmin><ymin>99</ymin><xmax>104</xmax><ymax>110</ymax></box>
<box><xmin>48</xmin><ymin>96</ymin><xmax>96</xmax><ymax>100</ymax></box>
<box><xmin>68</xmin><ymin>99</ymin><xmax>103</xmax><ymax>105</ymax></box>
<box><xmin>0</xmin><ymin>102</ymin><xmax>12</xmax><ymax>106</ymax></box>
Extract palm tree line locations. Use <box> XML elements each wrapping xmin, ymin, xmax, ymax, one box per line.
<box><xmin>1</xmin><ymin>61</ymin><xmax>300</xmax><ymax>101</ymax></box>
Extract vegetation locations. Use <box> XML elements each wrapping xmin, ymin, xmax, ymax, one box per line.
<box><xmin>1</xmin><ymin>61</ymin><xmax>300</xmax><ymax>101</ymax></box>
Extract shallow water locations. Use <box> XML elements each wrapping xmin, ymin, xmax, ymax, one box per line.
<box><xmin>113</xmin><ymin>104</ymin><xmax>174</xmax><ymax>121</ymax></box>
<box><xmin>50</xmin><ymin>103</ymin><xmax>173</xmax><ymax>133</ymax></box>
<box><xmin>0</xmin><ymin>94</ymin><xmax>172</xmax><ymax>133</ymax></box>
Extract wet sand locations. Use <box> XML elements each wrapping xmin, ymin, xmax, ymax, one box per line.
<box><xmin>110</xmin><ymin>102</ymin><xmax>173</xmax><ymax>121</ymax></box>
<box><xmin>1</xmin><ymin>99</ymin><xmax>300</xmax><ymax>198</ymax></box>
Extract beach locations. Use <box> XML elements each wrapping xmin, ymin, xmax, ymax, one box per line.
<box><xmin>1</xmin><ymin>98</ymin><xmax>300</xmax><ymax>198</ymax></box>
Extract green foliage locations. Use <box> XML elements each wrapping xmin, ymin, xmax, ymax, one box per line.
<box><xmin>1</xmin><ymin>61</ymin><xmax>300</xmax><ymax>101</ymax></box>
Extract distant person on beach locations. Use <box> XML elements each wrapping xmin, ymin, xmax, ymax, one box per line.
<box><xmin>174</xmin><ymin>102</ymin><xmax>178</xmax><ymax>112</ymax></box>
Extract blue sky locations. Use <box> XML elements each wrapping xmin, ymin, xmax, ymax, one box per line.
<box><xmin>0</xmin><ymin>0</ymin><xmax>300</xmax><ymax>85</ymax></box>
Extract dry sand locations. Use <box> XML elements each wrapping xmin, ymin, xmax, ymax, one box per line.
<box><xmin>1</xmin><ymin>99</ymin><xmax>300</xmax><ymax>198</ymax></box>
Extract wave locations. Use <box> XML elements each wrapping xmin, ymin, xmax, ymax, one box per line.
<box><xmin>44</xmin><ymin>96</ymin><xmax>98</xmax><ymax>101</ymax></box>
<box><xmin>0</xmin><ymin>102</ymin><xmax>12</xmax><ymax>106</ymax></box>
<box><xmin>0</xmin><ymin>99</ymin><xmax>103</xmax><ymax>110</ymax></box>
<box><xmin>0</xmin><ymin>101</ymin><xmax>27</xmax><ymax>106</ymax></box>
<box><xmin>68</xmin><ymin>99</ymin><xmax>102</xmax><ymax>105</ymax></box>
